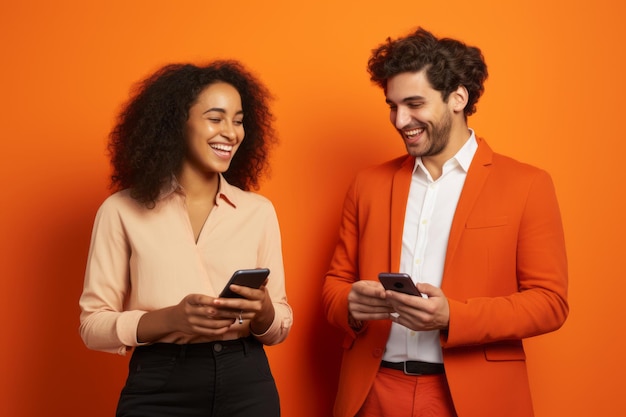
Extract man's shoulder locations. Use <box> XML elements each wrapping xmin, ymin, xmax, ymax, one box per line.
<box><xmin>476</xmin><ymin>138</ymin><xmax>549</xmax><ymax>176</ymax></box>
<box><xmin>477</xmin><ymin>147</ymin><xmax>554</xmax><ymax>192</ymax></box>
<box><xmin>346</xmin><ymin>155</ymin><xmax>413</xmax><ymax>196</ymax></box>
<box><xmin>490</xmin><ymin>151</ymin><xmax>548</xmax><ymax>176</ymax></box>
<box><xmin>357</xmin><ymin>154</ymin><xmax>412</xmax><ymax>177</ymax></box>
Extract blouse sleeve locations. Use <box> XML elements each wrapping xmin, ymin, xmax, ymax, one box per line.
<box><xmin>250</xmin><ymin>201</ymin><xmax>293</xmax><ymax>345</ymax></box>
<box><xmin>78</xmin><ymin>197</ymin><xmax>147</xmax><ymax>355</ymax></box>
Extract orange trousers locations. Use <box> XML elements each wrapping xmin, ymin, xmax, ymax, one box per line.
<box><xmin>356</xmin><ymin>367</ymin><xmax>457</xmax><ymax>417</ymax></box>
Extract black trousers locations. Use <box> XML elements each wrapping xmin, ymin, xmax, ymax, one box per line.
<box><xmin>116</xmin><ymin>337</ymin><xmax>280</xmax><ymax>417</ymax></box>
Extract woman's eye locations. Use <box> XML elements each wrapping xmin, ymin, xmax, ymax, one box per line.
<box><xmin>234</xmin><ymin>120</ymin><xmax>243</xmax><ymax>126</ymax></box>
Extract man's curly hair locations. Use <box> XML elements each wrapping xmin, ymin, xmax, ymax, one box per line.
<box><xmin>367</xmin><ymin>27</ymin><xmax>488</xmax><ymax>117</ymax></box>
<box><xmin>108</xmin><ymin>60</ymin><xmax>277</xmax><ymax>207</ymax></box>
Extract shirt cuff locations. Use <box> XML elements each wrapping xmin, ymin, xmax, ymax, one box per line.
<box><xmin>251</xmin><ymin>304</ymin><xmax>292</xmax><ymax>345</ymax></box>
<box><xmin>116</xmin><ymin>310</ymin><xmax>149</xmax><ymax>353</ymax></box>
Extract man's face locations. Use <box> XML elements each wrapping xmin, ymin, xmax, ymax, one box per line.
<box><xmin>385</xmin><ymin>70</ymin><xmax>452</xmax><ymax>158</ymax></box>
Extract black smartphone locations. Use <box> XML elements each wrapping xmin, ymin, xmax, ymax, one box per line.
<box><xmin>219</xmin><ymin>268</ymin><xmax>270</xmax><ymax>298</ymax></box>
<box><xmin>378</xmin><ymin>272</ymin><xmax>422</xmax><ymax>296</ymax></box>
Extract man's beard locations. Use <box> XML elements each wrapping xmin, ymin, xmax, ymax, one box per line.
<box><xmin>406</xmin><ymin>110</ymin><xmax>452</xmax><ymax>158</ymax></box>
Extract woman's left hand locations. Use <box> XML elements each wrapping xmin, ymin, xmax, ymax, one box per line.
<box><xmin>212</xmin><ymin>283</ymin><xmax>275</xmax><ymax>333</ymax></box>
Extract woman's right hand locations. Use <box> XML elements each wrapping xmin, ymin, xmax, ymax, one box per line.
<box><xmin>171</xmin><ymin>293</ymin><xmax>236</xmax><ymax>336</ymax></box>
<box><xmin>136</xmin><ymin>294</ymin><xmax>235</xmax><ymax>343</ymax></box>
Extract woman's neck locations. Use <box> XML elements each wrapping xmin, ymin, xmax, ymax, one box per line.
<box><xmin>177</xmin><ymin>167</ymin><xmax>220</xmax><ymax>202</ymax></box>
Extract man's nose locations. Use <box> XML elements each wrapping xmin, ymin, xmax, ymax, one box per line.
<box><xmin>394</xmin><ymin>106</ymin><xmax>411</xmax><ymax>129</ymax></box>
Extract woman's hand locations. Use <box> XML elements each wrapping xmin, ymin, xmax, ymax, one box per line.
<box><xmin>213</xmin><ymin>282</ymin><xmax>275</xmax><ymax>335</ymax></box>
<box><xmin>171</xmin><ymin>293</ymin><xmax>239</xmax><ymax>334</ymax></box>
<box><xmin>136</xmin><ymin>283</ymin><xmax>277</xmax><ymax>343</ymax></box>
<box><xmin>136</xmin><ymin>294</ymin><xmax>234</xmax><ymax>343</ymax></box>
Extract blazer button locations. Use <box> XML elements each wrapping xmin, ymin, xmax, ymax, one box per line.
<box><xmin>372</xmin><ymin>348</ymin><xmax>383</xmax><ymax>358</ymax></box>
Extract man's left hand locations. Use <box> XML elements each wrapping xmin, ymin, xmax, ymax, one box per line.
<box><xmin>385</xmin><ymin>283</ymin><xmax>450</xmax><ymax>331</ymax></box>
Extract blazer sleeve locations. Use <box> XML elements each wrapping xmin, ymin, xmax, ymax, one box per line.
<box><xmin>443</xmin><ymin>168</ymin><xmax>569</xmax><ymax>347</ymax></box>
<box><xmin>322</xmin><ymin>177</ymin><xmax>362</xmax><ymax>336</ymax></box>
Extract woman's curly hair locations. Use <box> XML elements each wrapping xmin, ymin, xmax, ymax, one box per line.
<box><xmin>367</xmin><ymin>27</ymin><xmax>488</xmax><ymax>117</ymax></box>
<box><xmin>108</xmin><ymin>60</ymin><xmax>277</xmax><ymax>207</ymax></box>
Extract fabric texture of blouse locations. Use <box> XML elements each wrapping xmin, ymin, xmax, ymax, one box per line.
<box><xmin>79</xmin><ymin>175</ymin><xmax>292</xmax><ymax>355</ymax></box>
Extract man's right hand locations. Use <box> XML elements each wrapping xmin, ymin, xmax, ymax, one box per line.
<box><xmin>348</xmin><ymin>280</ymin><xmax>395</xmax><ymax>321</ymax></box>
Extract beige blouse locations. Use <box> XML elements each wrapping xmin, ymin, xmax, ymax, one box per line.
<box><xmin>79</xmin><ymin>176</ymin><xmax>292</xmax><ymax>355</ymax></box>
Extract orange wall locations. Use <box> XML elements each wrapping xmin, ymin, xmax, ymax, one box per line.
<box><xmin>1</xmin><ymin>1</ymin><xmax>624</xmax><ymax>416</ymax></box>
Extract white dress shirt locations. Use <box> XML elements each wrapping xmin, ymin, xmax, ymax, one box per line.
<box><xmin>383</xmin><ymin>130</ymin><xmax>478</xmax><ymax>364</ymax></box>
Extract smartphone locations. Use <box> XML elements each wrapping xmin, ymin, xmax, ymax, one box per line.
<box><xmin>378</xmin><ymin>272</ymin><xmax>422</xmax><ymax>296</ymax></box>
<box><xmin>219</xmin><ymin>268</ymin><xmax>270</xmax><ymax>298</ymax></box>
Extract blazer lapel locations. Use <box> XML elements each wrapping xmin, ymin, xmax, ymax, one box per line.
<box><xmin>390</xmin><ymin>156</ymin><xmax>415</xmax><ymax>271</ymax></box>
<box><xmin>443</xmin><ymin>138</ymin><xmax>494</xmax><ymax>275</ymax></box>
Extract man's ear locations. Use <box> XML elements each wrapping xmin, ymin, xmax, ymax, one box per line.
<box><xmin>449</xmin><ymin>85</ymin><xmax>469</xmax><ymax>114</ymax></box>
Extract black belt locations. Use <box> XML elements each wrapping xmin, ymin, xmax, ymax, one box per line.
<box><xmin>380</xmin><ymin>360</ymin><xmax>445</xmax><ymax>375</ymax></box>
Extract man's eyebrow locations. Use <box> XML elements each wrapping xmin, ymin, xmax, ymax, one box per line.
<box><xmin>385</xmin><ymin>95</ymin><xmax>425</xmax><ymax>104</ymax></box>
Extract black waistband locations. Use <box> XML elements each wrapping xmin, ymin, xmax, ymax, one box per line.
<box><xmin>380</xmin><ymin>360</ymin><xmax>445</xmax><ymax>375</ymax></box>
<box><xmin>135</xmin><ymin>337</ymin><xmax>256</xmax><ymax>356</ymax></box>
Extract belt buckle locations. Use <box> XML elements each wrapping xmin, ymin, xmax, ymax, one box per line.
<box><xmin>403</xmin><ymin>361</ymin><xmax>422</xmax><ymax>376</ymax></box>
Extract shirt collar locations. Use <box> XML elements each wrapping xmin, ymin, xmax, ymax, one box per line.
<box><xmin>215</xmin><ymin>175</ymin><xmax>238</xmax><ymax>208</ymax></box>
<box><xmin>158</xmin><ymin>174</ymin><xmax>238</xmax><ymax>208</ymax></box>
<box><xmin>413</xmin><ymin>128</ymin><xmax>478</xmax><ymax>175</ymax></box>
<box><xmin>454</xmin><ymin>128</ymin><xmax>478</xmax><ymax>172</ymax></box>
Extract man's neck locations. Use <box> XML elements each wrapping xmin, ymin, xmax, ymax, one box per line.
<box><xmin>422</xmin><ymin>126</ymin><xmax>471</xmax><ymax>180</ymax></box>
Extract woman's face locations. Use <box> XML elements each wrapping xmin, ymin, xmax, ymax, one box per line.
<box><xmin>182</xmin><ymin>82</ymin><xmax>244</xmax><ymax>176</ymax></box>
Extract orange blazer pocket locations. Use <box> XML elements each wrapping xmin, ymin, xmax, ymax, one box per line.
<box><xmin>483</xmin><ymin>341</ymin><xmax>526</xmax><ymax>362</ymax></box>
<box><xmin>466</xmin><ymin>216</ymin><xmax>509</xmax><ymax>229</ymax></box>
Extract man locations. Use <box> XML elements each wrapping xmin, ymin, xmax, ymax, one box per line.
<box><xmin>322</xmin><ymin>27</ymin><xmax>568</xmax><ymax>417</ymax></box>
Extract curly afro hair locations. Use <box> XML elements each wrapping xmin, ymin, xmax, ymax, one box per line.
<box><xmin>108</xmin><ymin>60</ymin><xmax>277</xmax><ymax>207</ymax></box>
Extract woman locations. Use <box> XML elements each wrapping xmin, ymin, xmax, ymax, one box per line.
<box><xmin>79</xmin><ymin>61</ymin><xmax>292</xmax><ymax>417</ymax></box>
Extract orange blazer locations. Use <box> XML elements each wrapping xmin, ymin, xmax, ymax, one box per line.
<box><xmin>322</xmin><ymin>138</ymin><xmax>568</xmax><ymax>417</ymax></box>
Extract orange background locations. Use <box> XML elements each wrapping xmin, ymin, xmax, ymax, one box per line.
<box><xmin>1</xmin><ymin>1</ymin><xmax>624</xmax><ymax>416</ymax></box>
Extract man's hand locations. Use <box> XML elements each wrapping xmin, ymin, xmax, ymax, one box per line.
<box><xmin>384</xmin><ymin>283</ymin><xmax>450</xmax><ymax>331</ymax></box>
<box><xmin>348</xmin><ymin>280</ymin><xmax>395</xmax><ymax>321</ymax></box>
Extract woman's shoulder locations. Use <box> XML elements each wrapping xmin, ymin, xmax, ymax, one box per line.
<box><xmin>97</xmin><ymin>189</ymin><xmax>145</xmax><ymax>214</ymax></box>
<box><xmin>221</xmin><ymin>178</ymin><xmax>275</xmax><ymax>209</ymax></box>
<box><xmin>231</xmin><ymin>189</ymin><xmax>277</xmax><ymax>217</ymax></box>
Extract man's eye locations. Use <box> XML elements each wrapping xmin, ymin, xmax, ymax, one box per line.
<box><xmin>408</xmin><ymin>103</ymin><xmax>422</xmax><ymax>109</ymax></box>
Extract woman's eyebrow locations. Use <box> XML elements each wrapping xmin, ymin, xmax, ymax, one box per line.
<box><xmin>202</xmin><ymin>107</ymin><xmax>226</xmax><ymax>115</ymax></box>
<box><xmin>202</xmin><ymin>108</ymin><xmax>244</xmax><ymax>115</ymax></box>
